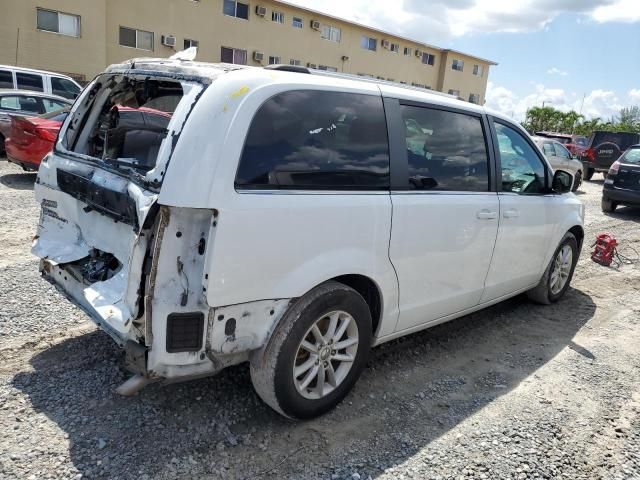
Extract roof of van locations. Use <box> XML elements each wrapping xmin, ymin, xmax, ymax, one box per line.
<box><xmin>0</xmin><ymin>64</ymin><xmax>79</xmax><ymax>81</ymax></box>
<box><xmin>108</xmin><ymin>57</ymin><xmax>492</xmax><ymax>108</ymax></box>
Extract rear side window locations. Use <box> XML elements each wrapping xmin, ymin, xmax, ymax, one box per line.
<box><xmin>51</xmin><ymin>77</ymin><xmax>80</xmax><ymax>99</ymax></box>
<box><xmin>401</xmin><ymin>105</ymin><xmax>489</xmax><ymax>191</ymax></box>
<box><xmin>16</xmin><ymin>72</ymin><xmax>44</xmax><ymax>92</ymax></box>
<box><xmin>0</xmin><ymin>70</ymin><xmax>13</xmax><ymax>89</ymax></box>
<box><xmin>621</xmin><ymin>148</ymin><xmax>640</xmax><ymax>164</ymax></box>
<box><xmin>236</xmin><ymin>91</ymin><xmax>389</xmax><ymax>189</ymax></box>
<box><xmin>553</xmin><ymin>143</ymin><xmax>570</xmax><ymax>159</ymax></box>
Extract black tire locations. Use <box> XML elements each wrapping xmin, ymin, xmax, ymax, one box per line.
<box><xmin>584</xmin><ymin>168</ymin><xmax>594</xmax><ymax>181</ymax></box>
<box><xmin>250</xmin><ymin>281</ymin><xmax>372</xmax><ymax>419</ymax></box>
<box><xmin>572</xmin><ymin>171</ymin><xmax>582</xmax><ymax>192</ymax></box>
<box><xmin>0</xmin><ymin>133</ymin><xmax>5</xmax><ymax>157</ymax></box>
<box><xmin>527</xmin><ymin>232</ymin><xmax>579</xmax><ymax>305</ymax></box>
<box><xmin>601</xmin><ymin>197</ymin><xmax>617</xmax><ymax>213</ymax></box>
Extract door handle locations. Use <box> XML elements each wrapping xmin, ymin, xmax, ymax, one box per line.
<box><xmin>477</xmin><ymin>210</ymin><xmax>497</xmax><ymax>220</ymax></box>
<box><xmin>503</xmin><ymin>209</ymin><xmax>520</xmax><ymax>218</ymax></box>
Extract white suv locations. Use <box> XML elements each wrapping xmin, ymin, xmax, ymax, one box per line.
<box><xmin>32</xmin><ymin>58</ymin><xmax>584</xmax><ymax>419</ymax></box>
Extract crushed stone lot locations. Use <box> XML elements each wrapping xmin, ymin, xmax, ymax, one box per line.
<box><xmin>0</xmin><ymin>159</ymin><xmax>638</xmax><ymax>480</ymax></box>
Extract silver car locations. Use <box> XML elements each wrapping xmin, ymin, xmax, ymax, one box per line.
<box><xmin>0</xmin><ymin>89</ymin><xmax>71</xmax><ymax>156</ymax></box>
<box><xmin>532</xmin><ymin>136</ymin><xmax>583</xmax><ymax>191</ymax></box>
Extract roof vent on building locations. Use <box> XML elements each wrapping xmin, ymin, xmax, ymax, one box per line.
<box><xmin>310</xmin><ymin>20</ymin><xmax>321</xmax><ymax>30</ymax></box>
<box><xmin>161</xmin><ymin>35</ymin><xmax>177</xmax><ymax>48</ymax></box>
<box><xmin>255</xmin><ymin>5</ymin><xmax>267</xmax><ymax>16</ymax></box>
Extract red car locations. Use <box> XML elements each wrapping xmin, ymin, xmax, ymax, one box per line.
<box><xmin>5</xmin><ymin>108</ymin><xmax>69</xmax><ymax>171</ymax></box>
<box><xmin>535</xmin><ymin>132</ymin><xmax>588</xmax><ymax>158</ymax></box>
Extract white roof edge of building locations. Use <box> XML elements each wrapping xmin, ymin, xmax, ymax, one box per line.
<box><xmin>272</xmin><ymin>0</ymin><xmax>498</xmax><ymax>66</ymax></box>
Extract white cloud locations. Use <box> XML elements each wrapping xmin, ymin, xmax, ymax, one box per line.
<box><xmin>485</xmin><ymin>82</ymin><xmax>625</xmax><ymax>122</ymax></box>
<box><xmin>591</xmin><ymin>0</ymin><xmax>640</xmax><ymax>22</ymax></box>
<box><xmin>629</xmin><ymin>89</ymin><xmax>640</xmax><ymax>105</ymax></box>
<box><xmin>285</xmin><ymin>0</ymin><xmax>639</xmax><ymax>42</ymax></box>
<box><xmin>547</xmin><ymin>67</ymin><xmax>568</xmax><ymax>76</ymax></box>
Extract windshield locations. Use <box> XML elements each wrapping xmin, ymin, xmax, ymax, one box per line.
<box><xmin>621</xmin><ymin>148</ymin><xmax>640</xmax><ymax>164</ymax></box>
<box><xmin>61</xmin><ymin>74</ymin><xmax>185</xmax><ymax>174</ymax></box>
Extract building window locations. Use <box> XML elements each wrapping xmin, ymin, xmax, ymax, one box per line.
<box><xmin>318</xmin><ymin>65</ymin><xmax>338</xmax><ymax>72</ymax></box>
<box><xmin>292</xmin><ymin>17</ymin><xmax>303</xmax><ymax>28</ymax></box>
<box><xmin>473</xmin><ymin>64</ymin><xmax>483</xmax><ymax>76</ymax></box>
<box><xmin>404</xmin><ymin>47</ymin><xmax>412</xmax><ymax>56</ymax></box>
<box><xmin>321</xmin><ymin>25</ymin><xmax>341</xmax><ymax>43</ymax></box>
<box><xmin>268</xmin><ymin>56</ymin><xmax>281</xmax><ymax>65</ymax></box>
<box><xmin>448</xmin><ymin>89</ymin><xmax>460</xmax><ymax>97</ymax></box>
<box><xmin>221</xmin><ymin>46</ymin><xmax>247</xmax><ymax>65</ymax></box>
<box><xmin>184</xmin><ymin>38</ymin><xmax>199</xmax><ymax>49</ymax></box>
<box><xmin>452</xmin><ymin>59</ymin><xmax>464</xmax><ymax>71</ymax></box>
<box><xmin>469</xmin><ymin>93</ymin><xmax>480</xmax><ymax>104</ymax></box>
<box><xmin>421</xmin><ymin>53</ymin><xmax>435</xmax><ymax>66</ymax></box>
<box><xmin>272</xmin><ymin>11</ymin><xmax>284</xmax><ymax>24</ymax></box>
<box><xmin>119</xmin><ymin>26</ymin><xmax>154</xmax><ymax>50</ymax></box>
<box><xmin>223</xmin><ymin>0</ymin><xmax>249</xmax><ymax>20</ymax></box>
<box><xmin>289</xmin><ymin>59</ymin><xmax>302</xmax><ymax>66</ymax></box>
<box><xmin>36</xmin><ymin>8</ymin><xmax>80</xmax><ymax>37</ymax></box>
<box><xmin>360</xmin><ymin>36</ymin><xmax>377</xmax><ymax>51</ymax></box>
<box><xmin>390</xmin><ymin>43</ymin><xmax>400</xmax><ymax>53</ymax></box>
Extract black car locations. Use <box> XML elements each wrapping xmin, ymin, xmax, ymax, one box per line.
<box><xmin>602</xmin><ymin>145</ymin><xmax>640</xmax><ymax>213</ymax></box>
<box><xmin>582</xmin><ymin>131</ymin><xmax>640</xmax><ymax>180</ymax></box>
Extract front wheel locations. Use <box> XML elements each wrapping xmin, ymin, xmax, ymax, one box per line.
<box><xmin>250</xmin><ymin>281</ymin><xmax>372</xmax><ymax>419</ymax></box>
<box><xmin>572</xmin><ymin>171</ymin><xmax>582</xmax><ymax>192</ymax></box>
<box><xmin>527</xmin><ymin>232</ymin><xmax>579</xmax><ymax>305</ymax></box>
<box><xmin>584</xmin><ymin>168</ymin><xmax>594</xmax><ymax>181</ymax></box>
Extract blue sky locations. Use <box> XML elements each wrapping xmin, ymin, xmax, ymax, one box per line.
<box><xmin>286</xmin><ymin>0</ymin><xmax>640</xmax><ymax>120</ymax></box>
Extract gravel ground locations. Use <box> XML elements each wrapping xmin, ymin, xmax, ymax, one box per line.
<box><xmin>0</xmin><ymin>159</ymin><xmax>639</xmax><ymax>480</ymax></box>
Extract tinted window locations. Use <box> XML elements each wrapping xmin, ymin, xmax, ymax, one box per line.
<box><xmin>495</xmin><ymin>122</ymin><xmax>547</xmax><ymax>194</ymax></box>
<box><xmin>553</xmin><ymin>143</ymin><xmax>570</xmax><ymax>158</ymax></box>
<box><xmin>36</xmin><ymin>9</ymin><xmax>58</xmax><ymax>32</ymax></box>
<box><xmin>0</xmin><ymin>70</ymin><xmax>13</xmax><ymax>89</ymax></box>
<box><xmin>51</xmin><ymin>77</ymin><xmax>80</xmax><ymax>99</ymax></box>
<box><xmin>236</xmin><ymin>91</ymin><xmax>389</xmax><ymax>189</ymax></box>
<box><xmin>575</xmin><ymin>137</ymin><xmax>588</xmax><ymax>147</ymax></box>
<box><xmin>401</xmin><ymin>105</ymin><xmax>489</xmax><ymax>191</ymax></box>
<box><xmin>119</xmin><ymin>27</ymin><xmax>136</xmax><ymax>47</ymax></box>
<box><xmin>16</xmin><ymin>72</ymin><xmax>44</xmax><ymax>92</ymax></box>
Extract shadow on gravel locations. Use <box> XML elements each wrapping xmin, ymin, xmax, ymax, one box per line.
<box><xmin>13</xmin><ymin>288</ymin><xmax>596</xmax><ymax>480</ymax></box>
<box><xmin>0</xmin><ymin>172</ymin><xmax>37</xmax><ymax>190</ymax></box>
<box><xmin>606</xmin><ymin>206</ymin><xmax>640</xmax><ymax>223</ymax></box>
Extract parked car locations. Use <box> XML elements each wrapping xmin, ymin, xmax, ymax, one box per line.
<box><xmin>535</xmin><ymin>131</ymin><xmax>588</xmax><ymax>158</ymax></box>
<box><xmin>581</xmin><ymin>131</ymin><xmax>640</xmax><ymax>180</ymax></box>
<box><xmin>532</xmin><ymin>136</ymin><xmax>583</xmax><ymax>191</ymax></box>
<box><xmin>602</xmin><ymin>145</ymin><xmax>640</xmax><ymax>213</ymax></box>
<box><xmin>32</xmin><ymin>59</ymin><xmax>583</xmax><ymax>419</ymax></box>
<box><xmin>0</xmin><ymin>65</ymin><xmax>82</xmax><ymax>100</ymax></box>
<box><xmin>0</xmin><ymin>90</ymin><xmax>71</xmax><ymax>156</ymax></box>
<box><xmin>4</xmin><ymin>108</ymin><xmax>69</xmax><ymax>170</ymax></box>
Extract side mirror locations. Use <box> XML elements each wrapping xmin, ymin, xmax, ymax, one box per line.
<box><xmin>552</xmin><ymin>170</ymin><xmax>573</xmax><ymax>194</ymax></box>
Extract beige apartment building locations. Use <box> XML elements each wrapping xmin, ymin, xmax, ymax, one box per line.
<box><xmin>0</xmin><ymin>0</ymin><xmax>497</xmax><ymax>103</ymax></box>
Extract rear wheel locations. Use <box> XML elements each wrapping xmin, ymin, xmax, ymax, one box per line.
<box><xmin>0</xmin><ymin>133</ymin><xmax>5</xmax><ymax>157</ymax></box>
<box><xmin>584</xmin><ymin>168</ymin><xmax>594</xmax><ymax>181</ymax></box>
<box><xmin>527</xmin><ymin>232</ymin><xmax>578</xmax><ymax>305</ymax></box>
<box><xmin>601</xmin><ymin>197</ymin><xmax>617</xmax><ymax>213</ymax></box>
<box><xmin>572</xmin><ymin>171</ymin><xmax>582</xmax><ymax>192</ymax></box>
<box><xmin>250</xmin><ymin>281</ymin><xmax>372</xmax><ymax>419</ymax></box>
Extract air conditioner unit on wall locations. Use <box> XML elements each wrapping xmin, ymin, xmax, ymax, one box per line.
<box><xmin>255</xmin><ymin>5</ymin><xmax>267</xmax><ymax>16</ymax></box>
<box><xmin>415</xmin><ymin>49</ymin><xmax>422</xmax><ymax>58</ymax></box>
<box><xmin>253</xmin><ymin>51</ymin><xmax>265</xmax><ymax>62</ymax></box>
<box><xmin>161</xmin><ymin>35</ymin><xmax>176</xmax><ymax>48</ymax></box>
<box><xmin>311</xmin><ymin>20</ymin><xmax>321</xmax><ymax>30</ymax></box>
<box><xmin>382</xmin><ymin>39</ymin><xmax>390</xmax><ymax>49</ymax></box>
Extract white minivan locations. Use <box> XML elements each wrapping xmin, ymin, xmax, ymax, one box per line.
<box><xmin>33</xmin><ymin>58</ymin><xmax>584</xmax><ymax>419</ymax></box>
<box><xmin>0</xmin><ymin>65</ymin><xmax>82</xmax><ymax>100</ymax></box>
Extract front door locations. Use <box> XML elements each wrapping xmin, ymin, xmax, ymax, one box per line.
<box><xmin>481</xmin><ymin>120</ymin><xmax>555</xmax><ymax>302</ymax></box>
<box><xmin>388</xmin><ymin>101</ymin><xmax>499</xmax><ymax>333</ymax></box>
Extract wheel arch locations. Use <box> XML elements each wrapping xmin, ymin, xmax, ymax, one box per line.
<box><xmin>330</xmin><ymin>274</ymin><xmax>383</xmax><ymax>338</ymax></box>
<box><xmin>568</xmin><ymin>224</ymin><xmax>585</xmax><ymax>252</ymax></box>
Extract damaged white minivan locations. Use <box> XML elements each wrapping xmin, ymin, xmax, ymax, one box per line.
<box><xmin>33</xmin><ymin>58</ymin><xmax>584</xmax><ymax>419</ymax></box>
